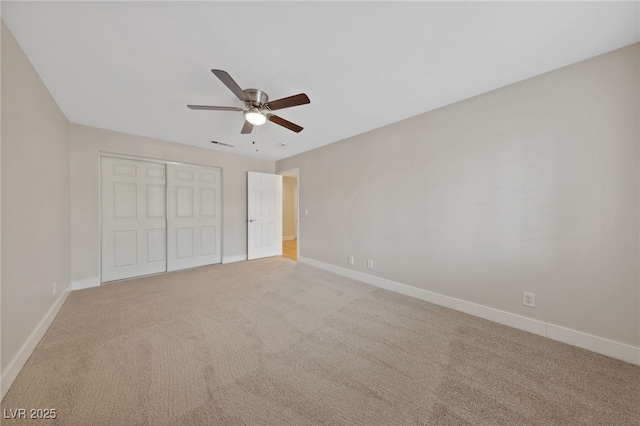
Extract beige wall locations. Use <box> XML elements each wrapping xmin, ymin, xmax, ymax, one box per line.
<box><xmin>278</xmin><ymin>44</ymin><xmax>640</xmax><ymax>347</ymax></box>
<box><xmin>69</xmin><ymin>124</ymin><xmax>274</xmax><ymax>286</ymax></box>
<box><xmin>282</xmin><ymin>176</ymin><xmax>297</xmax><ymax>238</ymax></box>
<box><xmin>1</xmin><ymin>22</ymin><xmax>71</xmax><ymax>372</ymax></box>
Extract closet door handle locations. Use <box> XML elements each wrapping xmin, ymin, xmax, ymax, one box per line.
<box><xmin>249</xmin><ymin>219</ymin><xmax>257</xmax><ymax>222</ymax></box>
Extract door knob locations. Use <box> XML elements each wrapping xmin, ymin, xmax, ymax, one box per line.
<box><xmin>249</xmin><ymin>219</ymin><xmax>256</xmax><ymax>222</ymax></box>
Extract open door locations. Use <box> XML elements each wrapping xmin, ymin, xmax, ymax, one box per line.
<box><xmin>247</xmin><ymin>171</ymin><xmax>282</xmax><ymax>260</ymax></box>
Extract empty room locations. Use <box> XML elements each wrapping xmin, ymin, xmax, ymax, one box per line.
<box><xmin>1</xmin><ymin>1</ymin><xmax>639</xmax><ymax>424</ymax></box>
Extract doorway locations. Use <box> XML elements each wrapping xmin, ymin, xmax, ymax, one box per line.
<box><xmin>280</xmin><ymin>169</ymin><xmax>299</xmax><ymax>261</ymax></box>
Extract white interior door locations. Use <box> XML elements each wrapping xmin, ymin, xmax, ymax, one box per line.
<box><xmin>248</xmin><ymin>171</ymin><xmax>282</xmax><ymax>260</ymax></box>
<box><xmin>101</xmin><ymin>157</ymin><xmax>167</xmax><ymax>282</ymax></box>
<box><xmin>167</xmin><ymin>164</ymin><xmax>222</xmax><ymax>271</ymax></box>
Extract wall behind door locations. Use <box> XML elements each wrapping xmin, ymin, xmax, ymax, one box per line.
<box><xmin>70</xmin><ymin>124</ymin><xmax>274</xmax><ymax>289</ymax></box>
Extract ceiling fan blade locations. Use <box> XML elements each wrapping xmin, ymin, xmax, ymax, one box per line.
<box><xmin>241</xmin><ymin>120</ymin><xmax>254</xmax><ymax>134</ymax></box>
<box><xmin>265</xmin><ymin>93</ymin><xmax>310</xmax><ymax>111</ymax></box>
<box><xmin>187</xmin><ymin>105</ymin><xmax>243</xmax><ymax>111</ymax></box>
<box><xmin>268</xmin><ymin>114</ymin><xmax>303</xmax><ymax>133</ymax></box>
<box><xmin>211</xmin><ymin>69</ymin><xmax>249</xmax><ymax>103</ymax></box>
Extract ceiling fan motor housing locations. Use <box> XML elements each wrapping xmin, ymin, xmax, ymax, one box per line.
<box><xmin>243</xmin><ymin>88</ymin><xmax>269</xmax><ymax>107</ymax></box>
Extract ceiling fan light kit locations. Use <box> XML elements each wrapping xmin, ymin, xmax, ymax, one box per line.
<box><xmin>244</xmin><ymin>108</ymin><xmax>267</xmax><ymax>126</ymax></box>
<box><xmin>188</xmin><ymin>69</ymin><xmax>310</xmax><ymax>134</ymax></box>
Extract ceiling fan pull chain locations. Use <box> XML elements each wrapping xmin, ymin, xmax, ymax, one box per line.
<box><xmin>254</xmin><ymin>127</ymin><xmax>259</xmax><ymax>152</ymax></box>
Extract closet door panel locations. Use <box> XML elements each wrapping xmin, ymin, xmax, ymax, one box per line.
<box><xmin>167</xmin><ymin>164</ymin><xmax>221</xmax><ymax>271</ymax></box>
<box><xmin>101</xmin><ymin>157</ymin><xmax>167</xmax><ymax>282</ymax></box>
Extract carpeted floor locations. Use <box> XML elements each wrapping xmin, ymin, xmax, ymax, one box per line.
<box><xmin>2</xmin><ymin>257</ymin><xmax>639</xmax><ymax>425</ymax></box>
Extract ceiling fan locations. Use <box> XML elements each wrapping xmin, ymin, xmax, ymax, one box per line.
<box><xmin>188</xmin><ymin>69</ymin><xmax>310</xmax><ymax>134</ymax></box>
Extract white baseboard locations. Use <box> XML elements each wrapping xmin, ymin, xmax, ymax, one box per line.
<box><xmin>72</xmin><ymin>276</ymin><xmax>100</xmax><ymax>290</ymax></box>
<box><xmin>1</xmin><ymin>283</ymin><xmax>73</xmax><ymax>399</ymax></box>
<box><xmin>546</xmin><ymin>324</ymin><xmax>639</xmax><ymax>366</ymax></box>
<box><xmin>222</xmin><ymin>254</ymin><xmax>247</xmax><ymax>264</ymax></box>
<box><xmin>283</xmin><ymin>235</ymin><xmax>297</xmax><ymax>241</ymax></box>
<box><xmin>298</xmin><ymin>256</ymin><xmax>640</xmax><ymax>366</ymax></box>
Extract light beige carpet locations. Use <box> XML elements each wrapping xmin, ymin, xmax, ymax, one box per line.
<box><xmin>2</xmin><ymin>257</ymin><xmax>639</xmax><ymax>425</ymax></box>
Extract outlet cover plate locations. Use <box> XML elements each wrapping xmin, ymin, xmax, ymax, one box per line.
<box><xmin>523</xmin><ymin>292</ymin><xmax>535</xmax><ymax>308</ymax></box>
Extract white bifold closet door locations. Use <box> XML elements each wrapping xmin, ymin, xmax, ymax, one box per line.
<box><xmin>101</xmin><ymin>157</ymin><xmax>221</xmax><ymax>283</ymax></box>
<box><xmin>101</xmin><ymin>157</ymin><xmax>168</xmax><ymax>282</ymax></box>
<box><xmin>166</xmin><ymin>163</ymin><xmax>222</xmax><ymax>271</ymax></box>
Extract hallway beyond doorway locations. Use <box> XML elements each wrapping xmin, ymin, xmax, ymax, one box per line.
<box><xmin>283</xmin><ymin>239</ymin><xmax>297</xmax><ymax>261</ymax></box>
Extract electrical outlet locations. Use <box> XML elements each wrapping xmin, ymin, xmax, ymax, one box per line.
<box><xmin>523</xmin><ymin>292</ymin><xmax>535</xmax><ymax>308</ymax></box>
<box><xmin>53</xmin><ymin>282</ymin><xmax>57</xmax><ymax>296</ymax></box>
<box><xmin>348</xmin><ymin>256</ymin><xmax>354</xmax><ymax>265</ymax></box>
<box><xmin>367</xmin><ymin>259</ymin><xmax>374</xmax><ymax>269</ymax></box>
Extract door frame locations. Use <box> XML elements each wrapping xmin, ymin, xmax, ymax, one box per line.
<box><xmin>279</xmin><ymin>168</ymin><xmax>299</xmax><ymax>260</ymax></box>
<box><xmin>99</xmin><ymin>152</ymin><xmax>224</xmax><ymax>283</ymax></box>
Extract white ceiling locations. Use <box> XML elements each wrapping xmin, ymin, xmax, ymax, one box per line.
<box><xmin>2</xmin><ymin>1</ymin><xmax>639</xmax><ymax>161</ymax></box>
